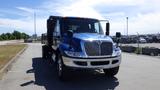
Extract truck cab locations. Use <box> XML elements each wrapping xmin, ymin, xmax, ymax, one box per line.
<box><xmin>42</xmin><ymin>16</ymin><xmax>121</xmax><ymax>80</ymax></box>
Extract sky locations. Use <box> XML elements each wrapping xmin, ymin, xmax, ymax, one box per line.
<box><xmin>0</xmin><ymin>0</ymin><xmax>160</xmax><ymax>35</ymax></box>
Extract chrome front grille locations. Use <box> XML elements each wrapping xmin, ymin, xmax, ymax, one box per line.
<box><xmin>101</xmin><ymin>42</ymin><xmax>113</xmax><ymax>55</ymax></box>
<box><xmin>84</xmin><ymin>41</ymin><xmax>113</xmax><ymax>56</ymax></box>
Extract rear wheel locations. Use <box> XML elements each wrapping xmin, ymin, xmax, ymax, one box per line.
<box><xmin>42</xmin><ymin>45</ymin><xmax>54</xmax><ymax>66</ymax></box>
<box><xmin>42</xmin><ymin>45</ymin><xmax>47</xmax><ymax>59</ymax></box>
<box><xmin>103</xmin><ymin>66</ymin><xmax>119</xmax><ymax>77</ymax></box>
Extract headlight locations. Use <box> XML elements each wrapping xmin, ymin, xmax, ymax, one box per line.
<box><xmin>64</xmin><ymin>51</ymin><xmax>85</xmax><ymax>58</ymax></box>
<box><xmin>112</xmin><ymin>44</ymin><xmax>121</xmax><ymax>56</ymax></box>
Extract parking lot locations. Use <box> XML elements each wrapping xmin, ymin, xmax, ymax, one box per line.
<box><xmin>0</xmin><ymin>43</ymin><xmax>160</xmax><ymax>90</ymax></box>
<box><xmin>122</xmin><ymin>43</ymin><xmax>160</xmax><ymax>49</ymax></box>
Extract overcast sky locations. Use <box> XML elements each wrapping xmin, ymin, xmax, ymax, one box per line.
<box><xmin>0</xmin><ymin>0</ymin><xmax>160</xmax><ymax>35</ymax></box>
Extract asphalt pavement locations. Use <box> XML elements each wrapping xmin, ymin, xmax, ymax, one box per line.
<box><xmin>0</xmin><ymin>43</ymin><xmax>160</xmax><ymax>90</ymax></box>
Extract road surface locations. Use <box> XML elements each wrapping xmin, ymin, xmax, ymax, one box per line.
<box><xmin>0</xmin><ymin>43</ymin><xmax>160</xmax><ymax>90</ymax></box>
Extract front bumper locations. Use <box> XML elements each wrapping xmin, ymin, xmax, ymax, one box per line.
<box><xmin>62</xmin><ymin>55</ymin><xmax>121</xmax><ymax>69</ymax></box>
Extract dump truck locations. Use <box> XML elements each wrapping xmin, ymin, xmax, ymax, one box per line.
<box><xmin>42</xmin><ymin>16</ymin><xmax>122</xmax><ymax>80</ymax></box>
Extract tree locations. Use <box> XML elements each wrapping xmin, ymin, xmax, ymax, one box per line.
<box><xmin>12</xmin><ymin>30</ymin><xmax>21</xmax><ymax>39</ymax></box>
<box><xmin>5</xmin><ymin>33</ymin><xmax>15</xmax><ymax>40</ymax></box>
<box><xmin>1</xmin><ymin>33</ymin><xmax>8</xmax><ymax>40</ymax></box>
<box><xmin>0</xmin><ymin>35</ymin><xmax>3</xmax><ymax>41</ymax></box>
<box><xmin>0</xmin><ymin>30</ymin><xmax>30</xmax><ymax>40</ymax></box>
<box><xmin>21</xmin><ymin>33</ymin><xmax>29</xmax><ymax>39</ymax></box>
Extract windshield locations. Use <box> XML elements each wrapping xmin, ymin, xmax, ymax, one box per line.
<box><xmin>61</xmin><ymin>18</ymin><xmax>104</xmax><ymax>35</ymax></box>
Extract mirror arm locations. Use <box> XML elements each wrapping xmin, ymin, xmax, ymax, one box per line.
<box><xmin>116</xmin><ymin>38</ymin><xmax>120</xmax><ymax>47</ymax></box>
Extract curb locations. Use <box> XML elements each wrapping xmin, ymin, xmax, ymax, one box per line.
<box><xmin>0</xmin><ymin>44</ymin><xmax>28</xmax><ymax>80</ymax></box>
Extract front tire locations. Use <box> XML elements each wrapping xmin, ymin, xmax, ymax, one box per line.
<box><xmin>57</xmin><ymin>54</ymin><xmax>69</xmax><ymax>81</ymax></box>
<box><xmin>103</xmin><ymin>66</ymin><xmax>119</xmax><ymax>77</ymax></box>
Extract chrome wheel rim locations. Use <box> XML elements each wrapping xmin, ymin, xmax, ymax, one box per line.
<box><xmin>58</xmin><ymin>59</ymin><xmax>62</xmax><ymax>76</ymax></box>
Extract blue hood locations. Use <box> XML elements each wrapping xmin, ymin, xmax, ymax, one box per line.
<box><xmin>73</xmin><ymin>33</ymin><xmax>113</xmax><ymax>42</ymax></box>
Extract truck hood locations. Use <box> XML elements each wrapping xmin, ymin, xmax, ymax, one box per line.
<box><xmin>73</xmin><ymin>33</ymin><xmax>113</xmax><ymax>42</ymax></box>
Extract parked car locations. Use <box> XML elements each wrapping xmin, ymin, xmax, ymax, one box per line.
<box><xmin>138</xmin><ymin>37</ymin><xmax>147</xmax><ymax>43</ymax></box>
<box><xmin>24</xmin><ymin>38</ymin><xmax>33</xmax><ymax>43</ymax></box>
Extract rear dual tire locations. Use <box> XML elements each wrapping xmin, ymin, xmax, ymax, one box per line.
<box><xmin>42</xmin><ymin>45</ymin><xmax>47</xmax><ymax>59</ymax></box>
<box><xmin>42</xmin><ymin>45</ymin><xmax>52</xmax><ymax>59</ymax></box>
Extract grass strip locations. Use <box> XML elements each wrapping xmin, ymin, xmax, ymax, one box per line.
<box><xmin>0</xmin><ymin>44</ymin><xmax>26</xmax><ymax>69</ymax></box>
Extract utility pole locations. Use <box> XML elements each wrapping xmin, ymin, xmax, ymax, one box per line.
<box><xmin>34</xmin><ymin>11</ymin><xmax>37</xmax><ymax>40</ymax></box>
<box><xmin>126</xmin><ymin>17</ymin><xmax>128</xmax><ymax>36</ymax></box>
<box><xmin>137</xmin><ymin>32</ymin><xmax>140</xmax><ymax>54</ymax></box>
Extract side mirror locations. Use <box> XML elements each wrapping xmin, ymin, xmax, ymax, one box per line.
<box><xmin>67</xmin><ymin>30</ymin><xmax>73</xmax><ymax>38</ymax></box>
<box><xmin>116</xmin><ymin>32</ymin><xmax>121</xmax><ymax>47</ymax></box>
<box><xmin>105</xmin><ymin>22</ymin><xmax>110</xmax><ymax>35</ymax></box>
<box><xmin>116</xmin><ymin>32</ymin><xmax>121</xmax><ymax>38</ymax></box>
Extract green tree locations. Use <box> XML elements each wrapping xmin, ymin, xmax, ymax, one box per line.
<box><xmin>0</xmin><ymin>31</ymin><xmax>30</xmax><ymax>40</ymax></box>
<box><xmin>0</xmin><ymin>35</ymin><xmax>3</xmax><ymax>41</ymax></box>
<box><xmin>21</xmin><ymin>33</ymin><xmax>29</xmax><ymax>39</ymax></box>
<box><xmin>5</xmin><ymin>33</ymin><xmax>14</xmax><ymax>40</ymax></box>
<box><xmin>1</xmin><ymin>33</ymin><xmax>8</xmax><ymax>40</ymax></box>
<box><xmin>12</xmin><ymin>30</ymin><xmax>21</xmax><ymax>39</ymax></box>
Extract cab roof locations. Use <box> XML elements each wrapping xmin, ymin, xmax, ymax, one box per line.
<box><xmin>48</xmin><ymin>16</ymin><xmax>99</xmax><ymax>21</ymax></box>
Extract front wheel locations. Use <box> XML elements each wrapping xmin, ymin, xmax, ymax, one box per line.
<box><xmin>103</xmin><ymin>66</ymin><xmax>119</xmax><ymax>77</ymax></box>
<box><xmin>57</xmin><ymin>54</ymin><xmax>69</xmax><ymax>81</ymax></box>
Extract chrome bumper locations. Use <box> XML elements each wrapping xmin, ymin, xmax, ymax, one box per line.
<box><xmin>62</xmin><ymin>55</ymin><xmax>121</xmax><ymax>69</ymax></box>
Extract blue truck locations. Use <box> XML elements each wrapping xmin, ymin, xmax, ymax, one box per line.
<box><xmin>42</xmin><ymin>16</ymin><xmax>121</xmax><ymax>80</ymax></box>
